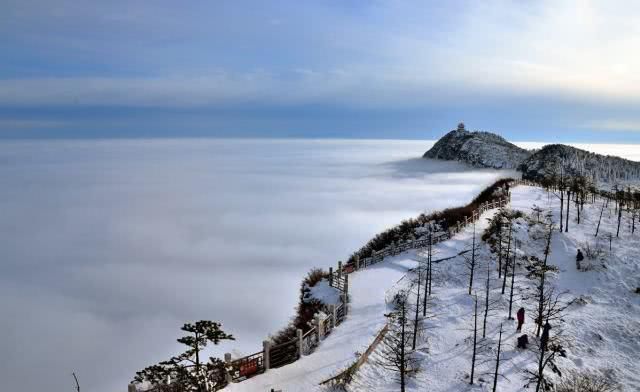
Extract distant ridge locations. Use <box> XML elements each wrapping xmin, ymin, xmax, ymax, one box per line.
<box><xmin>423</xmin><ymin>123</ymin><xmax>530</xmax><ymax>169</ymax></box>
<box><xmin>424</xmin><ymin>123</ymin><xmax>640</xmax><ymax>184</ymax></box>
<box><xmin>520</xmin><ymin>144</ymin><xmax>640</xmax><ymax>184</ymax></box>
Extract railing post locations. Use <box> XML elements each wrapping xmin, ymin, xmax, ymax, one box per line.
<box><xmin>330</xmin><ymin>304</ymin><xmax>337</xmax><ymax>328</ymax></box>
<box><xmin>297</xmin><ymin>328</ymin><xmax>304</xmax><ymax>358</ymax></box>
<box><xmin>344</xmin><ymin>274</ymin><xmax>349</xmax><ymax>296</ymax></box>
<box><xmin>328</xmin><ymin>267</ymin><xmax>333</xmax><ymax>287</ymax></box>
<box><xmin>128</xmin><ymin>384</ymin><xmax>137</xmax><ymax>392</ymax></box>
<box><xmin>341</xmin><ymin>293</ymin><xmax>348</xmax><ymax>316</ymax></box>
<box><xmin>224</xmin><ymin>353</ymin><xmax>233</xmax><ymax>383</ymax></box>
<box><xmin>338</xmin><ymin>261</ymin><xmax>342</xmax><ymax>279</ymax></box>
<box><xmin>263</xmin><ymin>340</ymin><xmax>271</xmax><ymax>371</ymax></box>
<box><xmin>315</xmin><ymin>313</ymin><xmax>325</xmax><ymax>341</ymax></box>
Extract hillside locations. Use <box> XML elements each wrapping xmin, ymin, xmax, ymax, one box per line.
<box><xmin>520</xmin><ymin>143</ymin><xmax>640</xmax><ymax>185</ymax></box>
<box><xmin>224</xmin><ymin>183</ymin><xmax>640</xmax><ymax>391</ymax></box>
<box><xmin>423</xmin><ymin>123</ymin><xmax>531</xmax><ymax>169</ymax></box>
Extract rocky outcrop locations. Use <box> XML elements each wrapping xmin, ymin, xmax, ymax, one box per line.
<box><xmin>423</xmin><ymin>123</ymin><xmax>531</xmax><ymax>169</ymax></box>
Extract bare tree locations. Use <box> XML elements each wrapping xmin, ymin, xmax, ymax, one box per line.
<box><xmin>545</xmin><ymin>161</ymin><xmax>565</xmax><ymax>232</ymax></box>
<box><xmin>469</xmin><ymin>293</ymin><xmax>479</xmax><ymax>385</ymax></box>
<box><xmin>524</xmin><ymin>325</ymin><xmax>567</xmax><ymax>392</ymax></box>
<box><xmin>377</xmin><ymin>291</ymin><xmax>418</xmax><ymax>392</ymax></box>
<box><xmin>421</xmin><ymin>232</ymin><xmax>437</xmax><ymax>316</ymax></box>
<box><xmin>501</xmin><ymin>222</ymin><xmax>513</xmax><ymax>294</ymax></box>
<box><xmin>72</xmin><ymin>372</ymin><xmax>80</xmax><ymax>392</ymax></box>
<box><xmin>595</xmin><ymin>198</ymin><xmax>606</xmax><ymax>237</ymax></box>
<box><xmin>491</xmin><ymin>323</ymin><xmax>504</xmax><ymax>392</ymax></box>
<box><xmin>412</xmin><ymin>270</ymin><xmax>421</xmax><ymax>350</ymax></box>
<box><xmin>464</xmin><ymin>221</ymin><xmax>481</xmax><ymax>295</ymax></box>
<box><xmin>533</xmin><ymin>219</ymin><xmax>554</xmax><ymax>337</ymax></box>
<box><xmin>507</xmin><ymin>244</ymin><xmax>518</xmax><ymax>320</ymax></box>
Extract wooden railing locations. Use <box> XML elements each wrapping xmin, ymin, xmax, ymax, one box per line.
<box><xmin>319</xmin><ymin>323</ymin><xmax>390</xmax><ymax>386</ymax></box>
<box><xmin>344</xmin><ymin>196</ymin><xmax>510</xmax><ymax>274</ymax></box>
<box><xmin>228</xmin><ymin>351</ymin><xmax>265</xmax><ymax>382</ymax></box>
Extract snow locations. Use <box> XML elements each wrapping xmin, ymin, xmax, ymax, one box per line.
<box><xmin>225</xmin><ymin>185</ymin><xmax>640</xmax><ymax>391</ymax></box>
<box><xmin>306</xmin><ymin>279</ymin><xmax>342</xmax><ymax>306</ymax></box>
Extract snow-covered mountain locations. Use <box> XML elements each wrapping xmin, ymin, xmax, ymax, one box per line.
<box><xmin>425</xmin><ymin>125</ymin><xmax>640</xmax><ymax>185</ymax></box>
<box><xmin>520</xmin><ymin>144</ymin><xmax>640</xmax><ymax>185</ymax></box>
<box><xmin>423</xmin><ymin>123</ymin><xmax>531</xmax><ymax>169</ymax></box>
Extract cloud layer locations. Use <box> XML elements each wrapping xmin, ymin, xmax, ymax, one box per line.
<box><xmin>0</xmin><ymin>138</ymin><xmax>514</xmax><ymax>392</ymax></box>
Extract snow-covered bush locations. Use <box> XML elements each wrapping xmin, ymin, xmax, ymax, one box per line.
<box><xmin>555</xmin><ymin>370</ymin><xmax>618</xmax><ymax>392</ymax></box>
<box><xmin>271</xmin><ymin>268</ymin><xmax>331</xmax><ymax>345</ymax></box>
<box><xmin>580</xmin><ymin>240</ymin><xmax>605</xmax><ymax>261</ymax></box>
<box><xmin>346</xmin><ymin>178</ymin><xmax>514</xmax><ymax>268</ymax></box>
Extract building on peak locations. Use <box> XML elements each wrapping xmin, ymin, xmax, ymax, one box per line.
<box><xmin>457</xmin><ymin>122</ymin><xmax>465</xmax><ymax>131</ymax></box>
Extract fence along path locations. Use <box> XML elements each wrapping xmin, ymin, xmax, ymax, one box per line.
<box><xmin>318</xmin><ymin>186</ymin><xmax>517</xmax><ymax>387</ymax></box>
<box><xmin>345</xmin><ymin>195</ymin><xmax>511</xmax><ymax>274</ymax></box>
<box><xmin>131</xmin><ymin>182</ymin><xmax>528</xmax><ymax>391</ymax></box>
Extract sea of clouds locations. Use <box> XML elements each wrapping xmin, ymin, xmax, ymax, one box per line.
<box><xmin>0</xmin><ymin>138</ymin><xmax>636</xmax><ymax>392</ymax></box>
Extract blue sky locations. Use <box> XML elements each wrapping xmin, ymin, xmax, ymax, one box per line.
<box><xmin>1</xmin><ymin>0</ymin><xmax>639</xmax><ymax>141</ymax></box>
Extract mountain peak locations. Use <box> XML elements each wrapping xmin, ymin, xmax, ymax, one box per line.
<box><xmin>423</xmin><ymin>125</ymin><xmax>530</xmax><ymax>169</ymax></box>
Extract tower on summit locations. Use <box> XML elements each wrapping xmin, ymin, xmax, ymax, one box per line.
<box><xmin>457</xmin><ymin>122</ymin><xmax>465</xmax><ymax>131</ymax></box>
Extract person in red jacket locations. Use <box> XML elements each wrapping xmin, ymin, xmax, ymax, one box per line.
<box><xmin>516</xmin><ymin>307</ymin><xmax>525</xmax><ymax>332</ymax></box>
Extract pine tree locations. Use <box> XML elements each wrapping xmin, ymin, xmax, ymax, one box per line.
<box><xmin>134</xmin><ymin>321</ymin><xmax>234</xmax><ymax>392</ymax></box>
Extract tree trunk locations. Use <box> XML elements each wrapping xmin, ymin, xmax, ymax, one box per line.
<box><xmin>483</xmin><ymin>263</ymin><xmax>490</xmax><ymax>338</ymax></box>
<box><xmin>427</xmin><ymin>233</ymin><xmax>433</xmax><ymax>296</ymax></box>
<box><xmin>470</xmin><ymin>294</ymin><xmax>478</xmax><ymax>385</ymax></box>
<box><xmin>497</xmin><ymin>220</ymin><xmax>502</xmax><ymax>278</ymax></box>
<box><xmin>508</xmin><ymin>253</ymin><xmax>516</xmax><ymax>320</ymax></box>
<box><xmin>617</xmin><ymin>205</ymin><xmax>622</xmax><ymax>237</ymax></box>
<box><xmin>400</xmin><ymin>300</ymin><xmax>406</xmax><ymax>392</ymax></box>
<box><xmin>565</xmin><ymin>191</ymin><xmax>570</xmax><ymax>232</ymax></box>
<box><xmin>468</xmin><ymin>223</ymin><xmax>476</xmax><ymax>295</ymax></box>
<box><xmin>595</xmin><ymin>200</ymin><xmax>605</xmax><ymax>237</ymax></box>
<box><xmin>492</xmin><ymin>324</ymin><xmax>503</xmax><ymax>392</ymax></box>
<box><xmin>535</xmin><ymin>341</ymin><xmax>547</xmax><ymax>392</ymax></box>
<box><xmin>501</xmin><ymin>224</ymin><xmax>512</xmax><ymax>295</ymax></box>
<box><xmin>559</xmin><ymin>191</ymin><xmax>564</xmax><ymax>232</ymax></box>
<box><xmin>412</xmin><ymin>270</ymin><xmax>420</xmax><ymax>350</ymax></box>
<box><xmin>537</xmin><ymin>225</ymin><xmax>553</xmax><ymax>337</ymax></box>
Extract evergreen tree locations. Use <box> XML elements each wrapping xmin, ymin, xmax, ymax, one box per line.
<box><xmin>134</xmin><ymin>321</ymin><xmax>234</xmax><ymax>392</ymax></box>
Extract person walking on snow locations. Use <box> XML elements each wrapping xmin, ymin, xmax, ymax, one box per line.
<box><xmin>516</xmin><ymin>307</ymin><xmax>525</xmax><ymax>332</ymax></box>
<box><xmin>576</xmin><ymin>249</ymin><xmax>584</xmax><ymax>270</ymax></box>
<box><xmin>541</xmin><ymin>321</ymin><xmax>552</xmax><ymax>351</ymax></box>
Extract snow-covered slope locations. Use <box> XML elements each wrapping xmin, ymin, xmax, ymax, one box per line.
<box><xmin>224</xmin><ymin>184</ymin><xmax>639</xmax><ymax>391</ymax></box>
<box><xmin>352</xmin><ymin>185</ymin><xmax>639</xmax><ymax>391</ymax></box>
<box><xmin>423</xmin><ymin>125</ymin><xmax>531</xmax><ymax>169</ymax></box>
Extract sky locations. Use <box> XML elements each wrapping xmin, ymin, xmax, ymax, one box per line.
<box><xmin>1</xmin><ymin>0</ymin><xmax>640</xmax><ymax>142</ymax></box>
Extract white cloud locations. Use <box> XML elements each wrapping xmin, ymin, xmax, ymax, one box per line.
<box><xmin>584</xmin><ymin>119</ymin><xmax>640</xmax><ymax>132</ymax></box>
<box><xmin>1</xmin><ymin>1</ymin><xmax>639</xmax><ymax>109</ymax></box>
<box><xmin>0</xmin><ymin>138</ymin><xmax>513</xmax><ymax>392</ymax></box>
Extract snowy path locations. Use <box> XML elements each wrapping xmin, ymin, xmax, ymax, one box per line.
<box><xmin>226</xmin><ymin>255</ymin><xmax>419</xmax><ymax>391</ymax></box>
